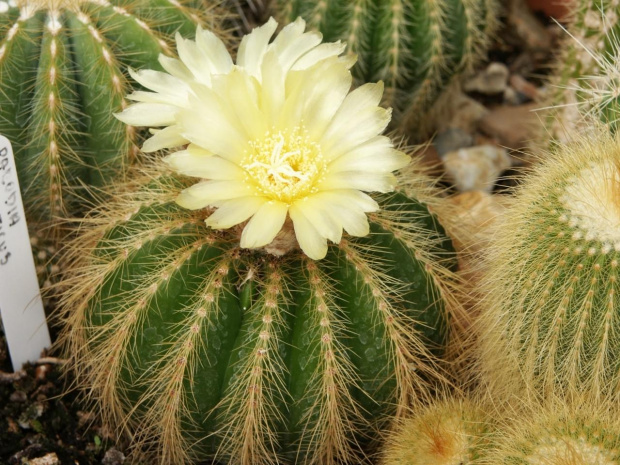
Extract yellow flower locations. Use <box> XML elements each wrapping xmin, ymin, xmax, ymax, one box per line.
<box><xmin>116</xmin><ymin>17</ymin><xmax>409</xmax><ymax>260</ymax></box>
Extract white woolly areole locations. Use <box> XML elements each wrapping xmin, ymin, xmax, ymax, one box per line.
<box><xmin>560</xmin><ymin>160</ymin><xmax>620</xmax><ymax>248</ymax></box>
<box><xmin>528</xmin><ymin>436</ymin><xmax>616</xmax><ymax>465</ymax></box>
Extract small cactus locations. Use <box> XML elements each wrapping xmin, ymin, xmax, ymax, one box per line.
<box><xmin>484</xmin><ymin>398</ymin><xmax>620</xmax><ymax>464</ymax></box>
<box><xmin>271</xmin><ymin>0</ymin><xmax>500</xmax><ymax>134</ymax></box>
<box><xmin>0</xmin><ymin>0</ymin><xmax>230</xmax><ymax>229</ymax></box>
<box><xmin>380</xmin><ymin>397</ymin><xmax>492</xmax><ymax>465</ymax></box>
<box><xmin>475</xmin><ymin>131</ymin><xmax>620</xmax><ymax>402</ymax></box>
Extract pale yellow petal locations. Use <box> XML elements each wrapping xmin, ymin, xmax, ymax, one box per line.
<box><xmin>237</xmin><ymin>17</ymin><xmax>277</xmax><ymax>80</ymax></box>
<box><xmin>260</xmin><ymin>50</ymin><xmax>286</xmax><ymax>126</ymax></box>
<box><xmin>176</xmin><ymin>180</ymin><xmax>253</xmax><ymax>209</ymax></box>
<box><xmin>329</xmin><ymin>137</ymin><xmax>410</xmax><ymax>173</ymax></box>
<box><xmin>114</xmin><ymin>102</ymin><xmax>177</xmax><ymax>127</ymax></box>
<box><xmin>320</xmin><ymin>82</ymin><xmax>390</xmax><ymax>160</ymax></box>
<box><xmin>128</xmin><ymin>68</ymin><xmax>190</xmax><ymax>101</ymax></box>
<box><xmin>205</xmin><ymin>196</ymin><xmax>266</xmax><ymax>229</ymax></box>
<box><xmin>158</xmin><ymin>54</ymin><xmax>193</xmax><ymax>82</ymax></box>
<box><xmin>221</xmin><ymin>68</ymin><xmax>266</xmax><ymax>140</ymax></box>
<box><xmin>142</xmin><ymin>126</ymin><xmax>187</xmax><ymax>152</ymax></box>
<box><xmin>270</xmin><ymin>18</ymin><xmax>322</xmax><ymax>72</ymax></box>
<box><xmin>164</xmin><ymin>152</ymin><xmax>245</xmax><ymax>180</ymax></box>
<box><xmin>240</xmin><ymin>200</ymin><xmax>288</xmax><ymax>248</ymax></box>
<box><xmin>318</xmin><ymin>171</ymin><xmax>397</xmax><ymax>193</ymax></box>
<box><xmin>291</xmin><ymin>41</ymin><xmax>347</xmax><ymax>71</ymax></box>
<box><xmin>175</xmin><ymin>32</ymin><xmax>214</xmax><ymax>86</ymax></box>
<box><xmin>291</xmin><ymin>196</ymin><xmax>342</xmax><ymax>244</ymax></box>
<box><xmin>195</xmin><ymin>26</ymin><xmax>233</xmax><ymax>74</ymax></box>
<box><xmin>309</xmin><ymin>190</ymin><xmax>377</xmax><ymax>236</ymax></box>
<box><xmin>289</xmin><ymin>205</ymin><xmax>328</xmax><ymax>260</ymax></box>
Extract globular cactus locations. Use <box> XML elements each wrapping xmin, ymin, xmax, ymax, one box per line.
<box><xmin>0</xmin><ymin>0</ymin><xmax>229</xmax><ymax>229</ymax></box>
<box><xmin>483</xmin><ymin>398</ymin><xmax>620</xmax><ymax>464</ymax></box>
<box><xmin>475</xmin><ymin>132</ymin><xmax>620</xmax><ymax>402</ymax></box>
<box><xmin>59</xmin><ymin>18</ymin><xmax>460</xmax><ymax>465</ymax></box>
<box><xmin>546</xmin><ymin>0</ymin><xmax>620</xmax><ymax>141</ymax></box>
<box><xmin>271</xmin><ymin>0</ymin><xmax>500</xmax><ymax>135</ymax></box>
<box><xmin>58</xmin><ymin>166</ymin><xmax>458</xmax><ymax>465</ymax></box>
<box><xmin>380</xmin><ymin>397</ymin><xmax>492</xmax><ymax>465</ymax></box>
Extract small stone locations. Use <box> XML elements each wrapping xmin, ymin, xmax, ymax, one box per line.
<box><xmin>102</xmin><ymin>448</ymin><xmax>126</xmax><ymax>465</ymax></box>
<box><xmin>464</xmin><ymin>62</ymin><xmax>510</xmax><ymax>95</ymax></box>
<box><xmin>479</xmin><ymin>103</ymin><xmax>541</xmax><ymax>150</ymax></box>
<box><xmin>35</xmin><ymin>364</ymin><xmax>51</xmax><ymax>381</ymax></box>
<box><xmin>26</xmin><ymin>453</ymin><xmax>60</xmax><ymax>465</ymax></box>
<box><xmin>433</xmin><ymin>128</ymin><xmax>473</xmax><ymax>156</ymax></box>
<box><xmin>10</xmin><ymin>390</ymin><xmax>27</xmax><ymax>403</ymax></box>
<box><xmin>442</xmin><ymin>145</ymin><xmax>512</xmax><ymax>193</ymax></box>
<box><xmin>434</xmin><ymin>91</ymin><xmax>489</xmax><ymax>134</ymax></box>
<box><xmin>509</xmin><ymin>74</ymin><xmax>540</xmax><ymax>101</ymax></box>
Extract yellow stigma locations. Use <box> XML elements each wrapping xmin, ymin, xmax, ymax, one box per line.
<box><xmin>559</xmin><ymin>160</ymin><xmax>620</xmax><ymax>248</ymax></box>
<box><xmin>242</xmin><ymin>127</ymin><xmax>327</xmax><ymax>204</ymax></box>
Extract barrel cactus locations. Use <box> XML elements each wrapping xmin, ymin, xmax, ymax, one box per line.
<box><xmin>271</xmin><ymin>0</ymin><xmax>500</xmax><ymax>134</ymax></box>
<box><xmin>483</xmin><ymin>398</ymin><xmax>620</xmax><ymax>465</ymax></box>
<box><xmin>380</xmin><ymin>397</ymin><xmax>492</xmax><ymax>465</ymax></box>
<box><xmin>475</xmin><ymin>132</ymin><xmax>620</xmax><ymax>402</ymax></box>
<box><xmin>58</xmin><ymin>18</ymin><xmax>459</xmax><ymax>464</ymax></box>
<box><xmin>0</xmin><ymin>0</ymin><xmax>230</xmax><ymax>228</ymax></box>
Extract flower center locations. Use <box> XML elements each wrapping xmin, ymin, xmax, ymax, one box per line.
<box><xmin>242</xmin><ymin>127</ymin><xmax>327</xmax><ymax>204</ymax></box>
<box><xmin>559</xmin><ymin>160</ymin><xmax>620</xmax><ymax>248</ymax></box>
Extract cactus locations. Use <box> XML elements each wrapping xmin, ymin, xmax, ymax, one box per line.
<box><xmin>483</xmin><ymin>398</ymin><xmax>620</xmax><ymax>465</ymax></box>
<box><xmin>57</xmin><ymin>162</ymin><xmax>458</xmax><ymax>464</ymax></box>
<box><xmin>271</xmin><ymin>0</ymin><xmax>500</xmax><ymax>134</ymax></box>
<box><xmin>0</xmin><ymin>0</ymin><xmax>230</xmax><ymax>229</ymax></box>
<box><xmin>475</xmin><ymin>131</ymin><xmax>620</xmax><ymax>402</ymax></box>
<box><xmin>380</xmin><ymin>396</ymin><xmax>492</xmax><ymax>465</ymax></box>
<box><xmin>545</xmin><ymin>0</ymin><xmax>620</xmax><ymax>142</ymax></box>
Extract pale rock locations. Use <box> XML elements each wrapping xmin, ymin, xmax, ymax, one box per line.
<box><xmin>464</xmin><ymin>62</ymin><xmax>509</xmax><ymax>95</ymax></box>
<box><xmin>442</xmin><ymin>145</ymin><xmax>512</xmax><ymax>192</ymax></box>
<box><xmin>26</xmin><ymin>453</ymin><xmax>60</xmax><ymax>465</ymax></box>
<box><xmin>479</xmin><ymin>103</ymin><xmax>541</xmax><ymax>150</ymax></box>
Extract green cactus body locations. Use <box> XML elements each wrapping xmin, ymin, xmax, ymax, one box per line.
<box><xmin>0</xmin><ymin>0</ymin><xmax>227</xmax><ymax>227</ymax></box>
<box><xmin>476</xmin><ymin>134</ymin><xmax>620</xmax><ymax>401</ymax></box>
<box><xmin>546</xmin><ymin>1</ymin><xmax>620</xmax><ymax>141</ymax></box>
<box><xmin>380</xmin><ymin>397</ymin><xmax>491</xmax><ymax>465</ymax></box>
<box><xmin>484</xmin><ymin>399</ymin><xmax>620</xmax><ymax>465</ymax></box>
<box><xmin>59</xmin><ymin>167</ymin><xmax>458</xmax><ymax>465</ymax></box>
<box><xmin>272</xmin><ymin>0</ymin><xmax>499</xmax><ymax>133</ymax></box>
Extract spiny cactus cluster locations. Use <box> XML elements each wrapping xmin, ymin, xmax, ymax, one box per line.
<box><xmin>272</xmin><ymin>0</ymin><xmax>500</xmax><ymax>133</ymax></box>
<box><xmin>58</xmin><ymin>164</ymin><xmax>459</xmax><ymax>465</ymax></box>
<box><xmin>0</xmin><ymin>0</ymin><xmax>229</xmax><ymax>229</ymax></box>
<box><xmin>546</xmin><ymin>0</ymin><xmax>620</xmax><ymax>142</ymax></box>
<box><xmin>475</xmin><ymin>132</ymin><xmax>620</xmax><ymax>402</ymax></box>
<box><xmin>380</xmin><ymin>397</ymin><xmax>491</xmax><ymax>465</ymax></box>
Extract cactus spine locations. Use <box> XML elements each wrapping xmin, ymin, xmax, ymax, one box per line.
<box><xmin>0</xmin><ymin>0</ymin><xmax>229</xmax><ymax>228</ymax></box>
<box><xmin>380</xmin><ymin>397</ymin><xmax>491</xmax><ymax>465</ymax></box>
<box><xmin>475</xmin><ymin>132</ymin><xmax>620</xmax><ymax>402</ymax></box>
<box><xmin>59</xmin><ymin>164</ymin><xmax>459</xmax><ymax>465</ymax></box>
<box><xmin>272</xmin><ymin>0</ymin><xmax>499</xmax><ymax>134</ymax></box>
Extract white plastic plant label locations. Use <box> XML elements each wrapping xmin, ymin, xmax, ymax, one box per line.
<box><xmin>0</xmin><ymin>135</ymin><xmax>50</xmax><ymax>371</ymax></box>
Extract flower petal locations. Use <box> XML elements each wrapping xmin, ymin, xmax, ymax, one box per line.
<box><xmin>176</xmin><ymin>180</ymin><xmax>253</xmax><ymax>209</ymax></box>
<box><xmin>309</xmin><ymin>190</ymin><xmax>377</xmax><ymax>236</ymax></box>
<box><xmin>142</xmin><ymin>125</ymin><xmax>187</xmax><ymax>152</ymax></box>
<box><xmin>164</xmin><ymin>152</ymin><xmax>245</xmax><ymax>180</ymax></box>
<box><xmin>291</xmin><ymin>41</ymin><xmax>347</xmax><ymax>71</ymax></box>
<box><xmin>320</xmin><ymin>82</ymin><xmax>391</xmax><ymax>160</ymax></box>
<box><xmin>158</xmin><ymin>54</ymin><xmax>194</xmax><ymax>82</ymax></box>
<box><xmin>319</xmin><ymin>171</ymin><xmax>398</xmax><ymax>193</ymax></box>
<box><xmin>260</xmin><ymin>50</ymin><xmax>286</xmax><ymax>126</ymax></box>
<box><xmin>205</xmin><ymin>196</ymin><xmax>267</xmax><ymax>229</ymax></box>
<box><xmin>220</xmin><ymin>68</ymin><xmax>266</xmax><ymax>140</ymax></box>
<box><xmin>289</xmin><ymin>205</ymin><xmax>328</xmax><ymax>260</ymax></box>
<box><xmin>195</xmin><ymin>26</ymin><xmax>233</xmax><ymax>74</ymax></box>
<box><xmin>237</xmin><ymin>17</ymin><xmax>277</xmax><ymax>80</ymax></box>
<box><xmin>240</xmin><ymin>200</ymin><xmax>288</xmax><ymax>248</ymax></box>
<box><xmin>128</xmin><ymin>68</ymin><xmax>190</xmax><ymax>102</ymax></box>
<box><xmin>270</xmin><ymin>17</ymin><xmax>322</xmax><ymax>72</ymax></box>
<box><xmin>329</xmin><ymin>136</ymin><xmax>410</xmax><ymax>173</ymax></box>
<box><xmin>114</xmin><ymin>102</ymin><xmax>178</xmax><ymax>127</ymax></box>
<box><xmin>291</xmin><ymin>196</ymin><xmax>342</xmax><ymax>244</ymax></box>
